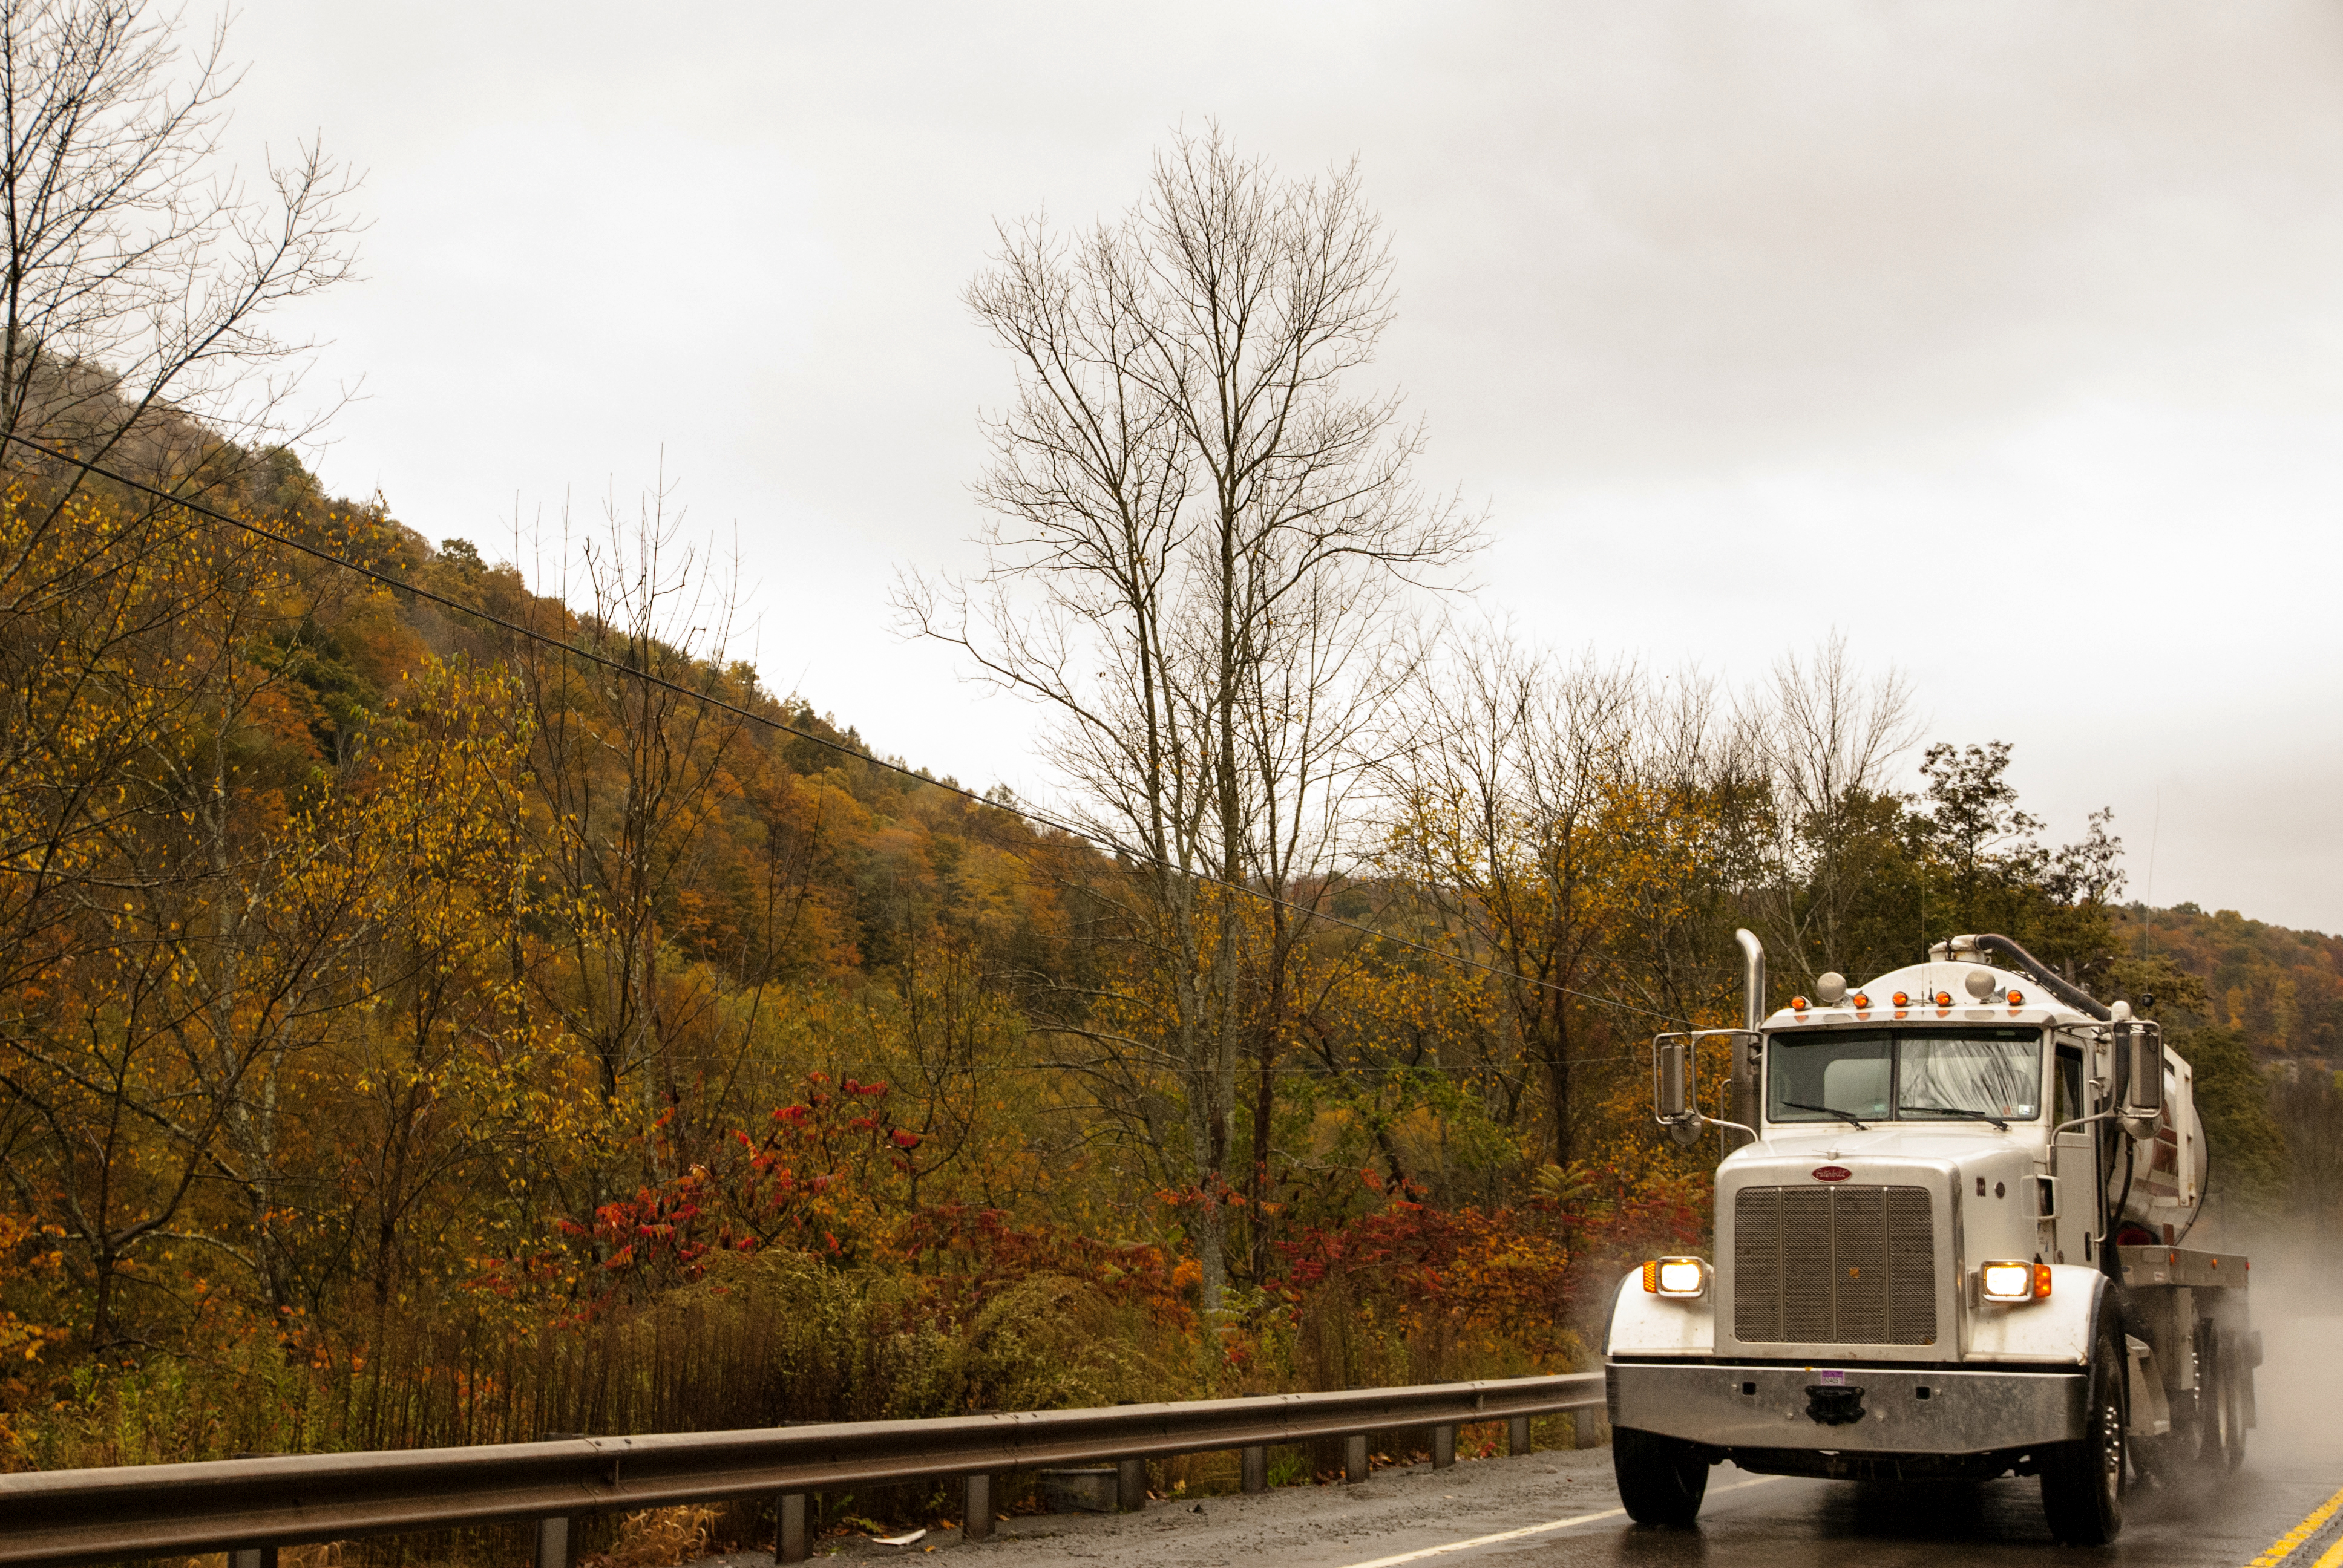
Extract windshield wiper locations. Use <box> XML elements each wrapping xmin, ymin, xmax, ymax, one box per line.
<box><xmin>1780</xmin><ymin>1099</ymin><xmax>1869</xmax><ymax>1129</ymax></box>
<box><xmin>1898</xmin><ymin>1103</ymin><xmax>2010</xmax><ymax>1131</ymax></box>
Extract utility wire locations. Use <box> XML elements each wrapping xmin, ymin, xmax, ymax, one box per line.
<box><xmin>5</xmin><ymin>433</ymin><xmax>1691</xmax><ymax>1028</ymax></box>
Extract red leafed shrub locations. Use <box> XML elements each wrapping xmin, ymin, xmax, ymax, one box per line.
<box><xmin>546</xmin><ymin>1077</ymin><xmax>935</xmax><ymax>1310</ymax></box>
<box><xmin>1272</xmin><ymin>1200</ymin><xmax>1575</xmax><ymax>1364</ymax></box>
<box><xmin>534</xmin><ymin>1076</ymin><xmax>1199</xmax><ymax>1342</ymax></box>
<box><xmin>891</xmin><ymin>1203</ymin><xmax>1188</xmax><ymax>1327</ymax></box>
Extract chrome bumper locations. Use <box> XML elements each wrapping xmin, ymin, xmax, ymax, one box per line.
<box><xmin>1607</xmin><ymin>1359</ymin><xmax>2088</xmax><ymax>1454</ymax></box>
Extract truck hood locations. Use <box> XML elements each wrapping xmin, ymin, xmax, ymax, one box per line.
<box><xmin>1723</xmin><ymin>1124</ymin><xmax>2043</xmax><ymax>1167</ymax></box>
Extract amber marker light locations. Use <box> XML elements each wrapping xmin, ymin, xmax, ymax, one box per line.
<box><xmin>1892</xmin><ymin>991</ymin><xmax>1910</xmax><ymax>1007</ymax></box>
<box><xmin>1935</xmin><ymin>990</ymin><xmax>1953</xmax><ymax>1007</ymax></box>
<box><xmin>1791</xmin><ymin>996</ymin><xmax>1809</xmax><ymax>1012</ymax></box>
<box><xmin>2007</xmin><ymin>989</ymin><xmax>2025</xmax><ymax>1006</ymax></box>
<box><xmin>1850</xmin><ymin>992</ymin><xmax>1870</xmax><ymax>1009</ymax></box>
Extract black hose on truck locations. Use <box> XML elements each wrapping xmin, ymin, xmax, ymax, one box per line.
<box><xmin>1961</xmin><ymin>933</ymin><xmax>2113</xmax><ymax>1021</ymax></box>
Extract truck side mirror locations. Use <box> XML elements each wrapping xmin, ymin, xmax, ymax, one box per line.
<box><xmin>1653</xmin><ymin>1034</ymin><xmax>1696</xmax><ymax>1125</ymax></box>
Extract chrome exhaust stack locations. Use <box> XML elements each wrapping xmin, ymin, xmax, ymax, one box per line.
<box><xmin>1737</xmin><ymin>929</ymin><xmax>1766</xmax><ymax>1034</ymax></box>
<box><xmin>1731</xmin><ymin>929</ymin><xmax>1765</xmax><ymax>1142</ymax></box>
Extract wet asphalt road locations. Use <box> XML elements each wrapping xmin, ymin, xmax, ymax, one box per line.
<box><xmin>1489</xmin><ymin>1456</ymin><xmax>2341</xmax><ymax>1568</ymax></box>
<box><xmin>1509</xmin><ymin>1307</ymin><xmax>2343</xmax><ymax>1568</ymax></box>
<box><xmin>692</xmin><ymin>1310</ymin><xmax>2343</xmax><ymax>1568</ymax></box>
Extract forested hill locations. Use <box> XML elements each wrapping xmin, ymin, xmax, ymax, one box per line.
<box><xmin>2111</xmin><ymin>905</ymin><xmax>2343</xmax><ymax>1065</ymax></box>
<box><xmin>228</xmin><ymin>447</ymin><xmax>1075</xmax><ymax>1005</ymax></box>
<box><xmin>1</xmin><ymin>442</ymin><xmax>1192</xmax><ymax>1469</ymax></box>
<box><xmin>5</xmin><ymin>435</ymin><xmax>2337</xmax><ymax>1486</ymax></box>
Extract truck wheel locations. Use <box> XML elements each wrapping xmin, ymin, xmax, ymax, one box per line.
<box><xmin>2195</xmin><ymin>1324</ymin><xmax>2235</xmax><ymax>1469</ymax></box>
<box><xmin>2218</xmin><ymin>1329</ymin><xmax>2249</xmax><ymax>1472</ymax></box>
<box><xmin>2041</xmin><ymin>1313</ymin><xmax>2126</xmax><ymax>1546</ymax></box>
<box><xmin>1613</xmin><ymin>1426</ymin><xmax>1709</xmax><ymax>1527</ymax></box>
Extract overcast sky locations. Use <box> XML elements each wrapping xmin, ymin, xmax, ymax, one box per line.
<box><xmin>228</xmin><ymin>2</ymin><xmax>2343</xmax><ymax>932</ymax></box>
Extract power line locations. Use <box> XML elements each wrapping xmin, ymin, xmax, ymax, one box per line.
<box><xmin>4</xmin><ymin>433</ymin><xmax>1691</xmax><ymax>1028</ymax></box>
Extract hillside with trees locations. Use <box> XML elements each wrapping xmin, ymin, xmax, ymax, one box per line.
<box><xmin>2112</xmin><ymin>903</ymin><xmax>2343</xmax><ymax>1063</ymax></box>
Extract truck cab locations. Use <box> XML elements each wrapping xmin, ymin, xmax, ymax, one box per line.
<box><xmin>1604</xmin><ymin>932</ymin><xmax>2256</xmax><ymax>1547</ymax></box>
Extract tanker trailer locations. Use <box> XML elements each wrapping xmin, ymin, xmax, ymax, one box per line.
<box><xmin>1603</xmin><ymin>931</ymin><xmax>2258</xmax><ymax>1546</ymax></box>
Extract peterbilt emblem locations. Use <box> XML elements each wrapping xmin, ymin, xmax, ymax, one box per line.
<box><xmin>1812</xmin><ymin>1166</ymin><xmax>1851</xmax><ymax>1181</ymax></box>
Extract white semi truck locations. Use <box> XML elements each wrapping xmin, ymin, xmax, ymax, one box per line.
<box><xmin>1605</xmin><ymin>930</ymin><xmax>2258</xmax><ymax>1546</ymax></box>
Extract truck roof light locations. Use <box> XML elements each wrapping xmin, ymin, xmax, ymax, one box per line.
<box><xmin>1892</xmin><ymin>991</ymin><xmax>1910</xmax><ymax>1007</ymax></box>
<box><xmin>1935</xmin><ymin>991</ymin><xmax>1953</xmax><ymax>1007</ymax></box>
<box><xmin>1791</xmin><ymin>996</ymin><xmax>1809</xmax><ymax>1012</ymax></box>
<box><xmin>1850</xmin><ymin>992</ymin><xmax>1870</xmax><ymax>1008</ymax></box>
<box><xmin>2007</xmin><ymin>988</ymin><xmax>2025</xmax><ymax>1005</ymax></box>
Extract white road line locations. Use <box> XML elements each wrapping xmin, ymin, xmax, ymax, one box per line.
<box><xmin>1335</xmin><ymin>1477</ymin><xmax>1783</xmax><ymax>1568</ymax></box>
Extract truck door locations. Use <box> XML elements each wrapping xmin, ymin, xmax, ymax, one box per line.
<box><xmin>2051</xmin><ymin>1044</ymin><xmax>2097</xmax><ymax>1264</ymax></box>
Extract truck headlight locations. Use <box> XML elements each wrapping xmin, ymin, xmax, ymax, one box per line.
<box><xmin>1643</xmin><ymin>1256</ymin><xmax>1709</xmax><ymax>1298</ymax></box>
<box><xmin>1979</xmin><ymin>1261</ymin><xmax>2051</xmax><ymax>1302</ymax></box>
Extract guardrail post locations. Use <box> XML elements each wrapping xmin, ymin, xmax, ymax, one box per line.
<box><xmin>962</xmin><ymin>1472</ymin><xmax>994</xmax><ymax>1541</ymax></box>
<box><xmin>1507</xmin><ymin>1415</ymin><xmax>1532</xmax><ymax>1456</ymax></box>
<box><xmin>533</xmin><ymin>1514</ymin><xmax>575</xmax><ymax>1568</ymax></box>
<box><xmin>227</xmin><ymin>1449</ymin><xmax>280</xmax><ymax>1568</ymax></box>
<box><xmin>1116</xmin><ymin>1457</ymin><xmax>1147</xmax><ymax>1512</ymax></box>
<box><xmin>1343</xmin><ymin>1432</ymin><xmax>1368</xmax><ymax>1483</ymax></box>
<box><xmin>1432</xmin><ymin>1424</ymin><xmax>1455</xmax><ymax>1469</ymax></box>
<box><xmin>776</xmin><ymin>1491</ymin><xmax>808</xmax><ymax>1563</ymax></box>
<box><xmin>531</xmin><ymin>1430</ymin><xmax>582</xmax><ymax>1568</ymax></box>
<box><xmin>1574</xmin><ymin>1406</ymin><xmax>1608</xmax><ymax>1448</ymax></box>
<box><xmin>1241</xmin><ymin>1444</ymin><xmax>1267</xmax><ymax>1492</ymax></box>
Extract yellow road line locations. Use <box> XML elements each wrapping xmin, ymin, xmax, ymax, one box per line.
<box><xmin>2246</xmin><ymin>1486</ymin><xmax>2343</xmax><ymax>1568</ymax></box>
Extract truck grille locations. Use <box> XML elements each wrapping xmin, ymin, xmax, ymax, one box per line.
<box><xmin>1733</xmin><ymin>1185</ymin><xmax>1937</xmax><ymax>1345</ymax></box>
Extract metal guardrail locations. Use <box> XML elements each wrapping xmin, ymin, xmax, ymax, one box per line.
<box><xmin>0</xmin><ymin>1371</ymin><xmax>1605</xmax><ymax>1566</ymax></box>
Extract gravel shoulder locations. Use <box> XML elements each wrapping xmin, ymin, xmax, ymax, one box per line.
<box><xmin>687</xmin><ymin>1443</ymin><xmax>1621</xmax><ymax>1568</ymax></box>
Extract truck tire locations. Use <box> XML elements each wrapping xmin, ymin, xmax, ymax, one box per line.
<box><xmin>2192</xmin><ymin>1321</ymin><xmax>2235</xmax><ymax>1471</ymax></box>
<box><xmin>2202</xmin><ymin>1322</ymin><xmax>2240</xmax><ymax>1472</ymax></box>
<box><xmin>2218</xmin><ymin>1328</ymin><xmax>2249</xmax><ymax>1472</ymax></box>
<box><xmin>1613</xmin><ymin>1426</ymin><xmax>1708</xmax><ymax>1527</ymax></box>
<box><xmin>2040</xmin><ymin>1310</ymin><xmax>2126</xmax><ymax>1546</ymax></box>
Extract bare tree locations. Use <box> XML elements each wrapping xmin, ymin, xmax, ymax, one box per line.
<box><xmin>1735</xmin><ymin>633</ymin><xmax>1920</xmax><ymax>985</ymax></box>
<box><xmin>0</xmin><ymin>0</ymin><xmax>360</xmax><ymax>501</ymax></box>
<box><xmin>0</xmin><ymin>0</ymin><xmax>363</xmax><ymax>1089</ymax></box>
<box><xmin>513</xmin><ymin>476</ymin><xmax>750</xmax><ymax>1163</ymax></box>
<box><xmin>0</xmin><ymin>0</ymin><xmax>361</xmax><ymax>978</ymax></box>
<box><xmin>900</xmin><ymin>128</ymin><xmax>1476</xmax><ymax>1313</ymax></box>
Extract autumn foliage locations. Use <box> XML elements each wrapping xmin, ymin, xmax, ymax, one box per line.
<box><xmin>0</xmin><ymin>442</ymin><xmax>2319</xmax><ymax>1494</ymax></box>
<box><xmin>0</xmin><ymin>451</ymin><xmax>1744</xmax><ymax>1483</ymax></box>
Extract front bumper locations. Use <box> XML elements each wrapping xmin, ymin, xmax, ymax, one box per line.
<box><xmin>1607</xmin><ymin>1358</ymin><xmax>2088</xmax><ymax>1455</ymax></box>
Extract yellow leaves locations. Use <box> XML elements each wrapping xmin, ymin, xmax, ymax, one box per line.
<box><xmin>0</xmin><ymin>1214</ymin><xmax>66</xmax><ymax>1379</ymax></box>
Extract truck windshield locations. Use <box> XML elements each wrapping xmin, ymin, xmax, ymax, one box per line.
<box><xmin>1768</xmin><ymin>1027</ymin><xmax>2042</xmax><ymax>1125</ymax></box>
